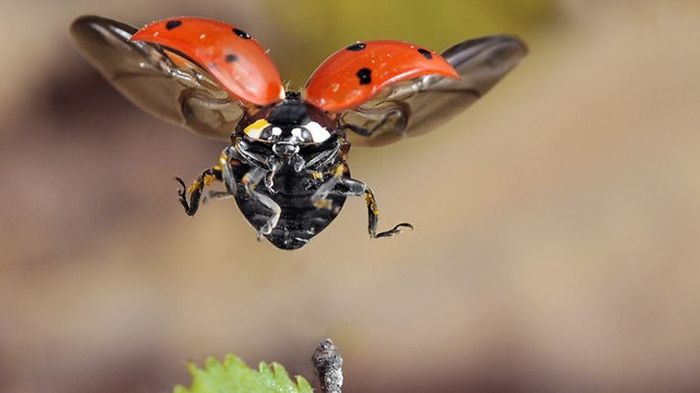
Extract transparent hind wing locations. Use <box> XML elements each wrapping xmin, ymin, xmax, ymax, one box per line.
<box><xmin>70</xmin><ymin>15</ymin><xmax>246</xmax><ymax>140</ymax></box>
<box><xmin>341</xmin><ymin>35</ymin><xmax>528</xmax><ymax>146</ymax></box>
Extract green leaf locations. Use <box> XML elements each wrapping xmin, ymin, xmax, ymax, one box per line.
<box><xmin>173</xmin><ymin>354</ymin><xmax>313</xmax><ymax>393</ymax></box>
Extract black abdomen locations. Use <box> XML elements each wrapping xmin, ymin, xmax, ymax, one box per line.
<box><xmin>233</xmin><ymin>164</ymin><xmax>347</xmax><ymax>250</ymax></box>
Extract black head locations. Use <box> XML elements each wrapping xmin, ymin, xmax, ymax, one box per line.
<box><xmin>240</xmin><ymin>92</ymin><xmax>338</xmax><ymax>157</ymax></box>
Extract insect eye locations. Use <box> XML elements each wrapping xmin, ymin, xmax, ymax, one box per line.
<box><xmin>304</xmin><ymin>121</ymin><xmax>331</xmax><ymax>143</ymax></box>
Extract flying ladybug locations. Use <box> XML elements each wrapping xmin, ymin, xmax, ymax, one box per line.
<box><xmin>70</xmin><ymin>15</ymin><xmax>527</xmax><ymax>250</ymax></box>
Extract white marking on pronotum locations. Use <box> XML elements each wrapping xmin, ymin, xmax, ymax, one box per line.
<box><xmin>305</xmin><ymin>121</ymin><xmax>331</xmax><ymax>143</ymax></box>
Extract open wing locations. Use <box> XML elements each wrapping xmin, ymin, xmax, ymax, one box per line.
<box><xmin>338</xmin><ymin>35</ymin><xmax>528</xmax><ymax>146</ymax></box>
<box><xmin>70</xmin><ymin>15</ymin><xmax>249</xmax><ymax>140</ymax></box>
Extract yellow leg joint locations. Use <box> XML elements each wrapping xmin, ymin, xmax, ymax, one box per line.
<box><xmin>187</xmin><ymin>179</ymin><xmax>202</xmax><ymax>194</ymax></box>
<box><xmin>332</xmin><ymin>163</ymin><xmax>345</xmax><ymax>177</ymax></box>
<box><xmin>365</xmin><ymin>192</ymin><xmax>380</xmax><ymax>216</ymax></box>
<box><xmin>218</xmin><ymin>152</ymin><xmax>229</xmax><ymax>168</ymax></box>
<box><xmin>314</xmin><ymin>199</ymin><xmax>333</xmax><ymax>210</ymax></box>
<box><xmin>206</xmin><ymin>173</ymin><xmax>219</xmax><ymax>185</ymax></box>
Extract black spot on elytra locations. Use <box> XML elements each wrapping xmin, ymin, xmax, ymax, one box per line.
<box><xmin>346</xmin><ymin>42</ymin><xmax>366</xmax><ymax>51</ymax></box>
<box><xmin>356</xmin><ymin>68</ymin><xmax>372</xmax><ymax>85</ymax></box>
<box><xmin>165</xmin><ymin>20</ymin><xmax>182</xmax><ymax>30</ymax></box>
<box><xmin>225</xmin><ymin>53</ymin><xmax>238</xmax><ymax>63</ymax></box>
<box><xmin>417</xmin><ymin>48</ymin><xmax>433</xmax><ymax>59</ymax></box>
<box><xmin>233</xmin><ymin>28</ymin><xmax>251</xmax><ymax>39</ymax></box>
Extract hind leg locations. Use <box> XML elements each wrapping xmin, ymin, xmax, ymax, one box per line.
<box><xmin>333</xmin><ymin>177</ymin><xmax>413</xmax><ymax>238</ymax></box>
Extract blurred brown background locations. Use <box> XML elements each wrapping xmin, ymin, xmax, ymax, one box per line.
<box><xmin>1</xmin><ymin>1</ymin><xmax>699</xmax><ymax>392</ymax></box>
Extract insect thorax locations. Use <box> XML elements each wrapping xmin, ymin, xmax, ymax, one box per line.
<box><xmin>234</xmin><ymin>93</ymin><xmax>346</xmax><ymax>173</ymax></box>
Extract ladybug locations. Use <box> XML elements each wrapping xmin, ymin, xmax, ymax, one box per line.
<box><xmin>70</xmin><ymin>15</ymin><xmax>527</xmax><ymax>249</ymax></box>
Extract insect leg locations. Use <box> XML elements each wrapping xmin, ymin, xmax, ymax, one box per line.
<box><xmin>202</xmin><ymin>190</ymin><xmax>234</xmax><ymax>204</ymax></box>
<box><xmin>304</xmin><ymin>142</ymin><xmax>340</xmax><ymax>169</ymax></box>
<box><xmin>311</xmin><ymin>164</ymin><xmax>345</xmax><ymax>210</ymax></box>
<box><xmin>175</xmin><ymin>145</ymin><xmax>242</xmax><ymax>216</ymax></box>
<box><xmin>242</xmin><ymin>167</ymin><xmax>282</xmax><ymax>239</ymax></box>
<box><xmin>220</xmin><ymin>146</ymin><xmax>238</xmax><ymax>196</ymax></box>
<box><xmin>174</xmin><ymin>166</ymin><xmax>222</xmax><ymax>216</ymax></box>
<box><xmin>264</xmin><ymin>156</ymin><xmax>283</xmax><ymax>193</ymax></box>
<box><xmin>336</xmin><ymin>178</ymin><xmax>413</xmax><ymax>238</ymax></box>
<box><xmin>236</xmin><ymin>140</ymin><xmax>280</xmax><ymax>193</ymax></box>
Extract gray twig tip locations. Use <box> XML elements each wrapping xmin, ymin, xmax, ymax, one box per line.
<box><xmin>312</xmin><ymin>338</ymin><xmax>343</xmax><ymax>393</ymax></box>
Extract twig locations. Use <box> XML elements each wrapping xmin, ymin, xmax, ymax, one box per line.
<box><xmin>312</xmin><ymin>338</ymin><xmax>343</xmax><ymax>393</ymax></box>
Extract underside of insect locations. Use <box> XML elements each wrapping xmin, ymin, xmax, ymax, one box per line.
<box><xmin>70</xmin><ymin>15</ymin><xmax>527</xmax><ymax>249</ymax></box>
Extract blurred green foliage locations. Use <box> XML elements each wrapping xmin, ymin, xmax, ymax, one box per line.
<box><xmin>264</xmin><ymin>0</ymin><xmax>554</xmax><ymax>84</ymax></box>
<box><xmin>173</xmin><ymin>355</ymin><xmax>312</xmax><ymax>393</ymax></box>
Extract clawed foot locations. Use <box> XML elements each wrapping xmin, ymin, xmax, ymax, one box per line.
<box><xmin>174</xmin><ymin>177</ymin><xmax>193</xmax><ymax>214</ymax></box>
<box><xmin>374</xmin><ymin>222</ymin><xmax>414</xmax><ymax>238</ymax></box>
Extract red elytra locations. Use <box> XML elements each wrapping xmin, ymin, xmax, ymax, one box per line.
<box><xmin>131</xmin><ymin>17</ymin><xmax>284</xmax><ymax>107</ymax></box>
<box><xmin>304</xmin><ymin>40</ymin><xmax>460</xmax><ymax>112</ymax></box>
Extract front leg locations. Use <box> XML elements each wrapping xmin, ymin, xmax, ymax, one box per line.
<box><xmin>174</xmin><ymin>167</ymin><xmax>222</xmax><ymax>216</ymax></box>
<box><xmin>335</xmin><ymin>177</ymin><xmax>413</xmax><ymax>239</ymax></box>
<box><xmin>175</xmin><ymin>147</ymin><xmax>238</xmax><ymax>216</ymax></box>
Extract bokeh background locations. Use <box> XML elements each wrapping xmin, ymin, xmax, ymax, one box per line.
<box><xmin>1</xmin><ymin>1</ymin><xmax>699</xmax><ymax>392</ymax></box>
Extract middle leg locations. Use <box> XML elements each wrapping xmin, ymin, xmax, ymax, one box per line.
<box><xmin>241</xmin><ymin>167</ymin><xmax>282</xmax><ymax>239</ymax></box>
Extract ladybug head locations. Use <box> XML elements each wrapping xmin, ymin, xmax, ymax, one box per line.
<box><xmin>241</xmin><ymin>98</ymin><xmax>338</xmax><ymax>159</ymax></box>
